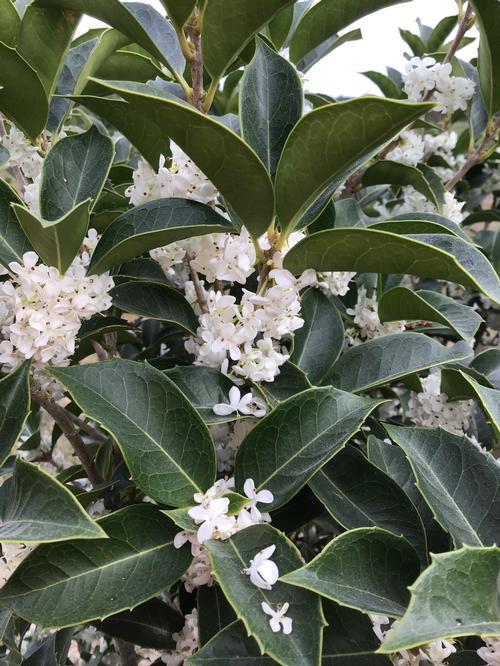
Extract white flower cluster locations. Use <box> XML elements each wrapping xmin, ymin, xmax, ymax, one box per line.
<box><xmin>213</xmin><ymin>386</ymin><xmax>267</xmax><ymax>418</ymax></box>
<box><xmin>375</xmin><ymin>186</ymin><xmax>465</xmax><ymax>225</ymax></box>
<box><xmin>403</xmin><ymin>56</ymin><xmax>475</xmax><ymax>114</ymax></box>
<box><xmin>347</xmin><ymin>286</ymin><xmax>405</xmax><ymax>342</ymax></box>
<box><xmin>318</xmin><ymin>271</ymin><xmax>356</xmax><ymax>297</ymax></box>
<box><xmin>0</xmin><ymin>235</ymin><xmax>114</xmax><ymax>386</ymax></box>
<box><xmin>387</xmin><ymin>130</ymin><xmax>425</xmax><ymax>167</ymax></box>
<box><xmin>0</xmin><ymin>123</ymin><xmax>43</xmax><ymax>214</ymax></box>
<box><xmin>185</xmin><ymin>268</ymin><xmax>316</xmax><ymax>382</ymax></box>
<box><xmin>211</xmin><ymin>419</ymin><xmax>257</xmax><ymax>474</ymax></box>
<box><xmin>162</xmin><ymin>609</ymin><xmax>199</xmax><ymax>666</ymax></box>
<box><xmin>371</xmin><ymin>615</ymin><xmax>456</xmax><ymax>665</ymax></box>
<box><xmin>407</xmin><ymin>370</ymin><xmax>473</xmax><ymax>435</ymax></box>
<box><xmin>478</xmin><ymin>638</ymin><xmax>500</xmax><ymax>665</ymax></box>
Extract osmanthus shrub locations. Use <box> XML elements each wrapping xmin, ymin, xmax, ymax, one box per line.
<box><xmin>0</xmin><ymin>0</ymin><xmax>499</xmax><ymax>664</ymax></box>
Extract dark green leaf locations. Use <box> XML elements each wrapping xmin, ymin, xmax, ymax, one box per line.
<box><xmin>283</xmin><ymin>229</ymin><xmax>500</xmax><ymax>305</ymax></box>
<box><xmin>290</xmin><ymin>289</ymin><xmax>344</xmax><ymax>385</ymax></box>
<box><xmin>0</xmin><ymin>178</ymin><xmax>32</xmax><ymax>268</ymax></box>
<box><xmin>363</xmin><ymin>161</ymin><xmax>444</xmax><ymax>210</ymax></box>
<box><xmin>255</xmin><ymin>361</ymin><xmax>312</xmax><ymax>406</ymax></box>
<box><xmin>202</xmin><ymin>0</ymin><xmax>294</xmax><ymax>80</ymax></box>
<box><xmin>206</xmin><ymin>524</ymin><xmax>323</xmax><ymax>666</ymax></box>
<box><xmin>362</xmin><ymin>71</ymin><xmax>403</xmax><ymax>99</ymax></box>
<box><xmin>275</xmin><ymin>99</ymin><xmax>434</xmax><ymax>233</ymax></box>
<box><xmin>111</xmin><ymin>282</ymin><xmax>198</xmax><ymax>335</ymax></box>
<box><xmin>426</xmin><ymin>15</ymin><xmax>457</xmax><ymax>52</ymax></box>
<box><xmin>0</xmin><ymin>0</ymin><xmax>20</xmax><ymax>46</ymax></box>
<box><xmin>282</xmin><ymin>527</ymin><xmax>420</xmax><ymax>617</ymax></box>
<box><xmin>0</xmin><ymin>505</ymin><xmax>191</xmax><ymax>628</ymax></box>
<box><xmin>310</xmin><ymin>446</ymin><xmax>427</xmax><ymax>562</ymax></box>
<box><xmin>378</xmin><ymin>287</ymin><xmax>483</xmax><ymax>342</ymax></box>
<box><xmin>161</xmin><ymin>0</ymin><xmax>195</xmax><ymax>29</ymax></box>
<box><xmin>198</xmin><ymin>585</ymin><xmax>237</xmax><ymax>647</ymax></box>
<box><xmin>235</xmin><ymin>387</ymin><xmax>381</xmax><ymax>510</ymax></box>
<box><xmin>324</xmin><ymin>333</ymin><xmax>468</xmax><ymax>392</ymax></box>
<box><xmin>379</xmin><ymin>546</ymin><xmax>500</xmax><ymax>652</ymax></box>
<box><xmin>13</xmin><ymin>198</ymin><xmax>91</xmax><ymax>273</ymax></box>
<box><xmin>50</xmin><ymin>359</ymin><xmax>216</xmax><ymax>506</ymax></box>
<box><xmin>295</xmin><ymin>29</ymin><xmax>362</xmax><ymax>74</ymax></box>
<box><xmin>384</xmin><ymin>424</ymin><xmax>500</xmax><ymax>547</ymax></box>
<box><xmin>0</xmin><ymin>458</ymin><xmax>105</xmax><ymax>542</ymax></box>
<box><xmin>241</xmin><ymin>38</ymin><xmax>302</xmax><ymax>179</ymax></box>
<box><xmin>189</xmin><ymin>620</ymin><xmax>275</xmax><ymax>665</ymax></box>
<box><xmin>22</xmin><ymin>628</ymin><xmax>73</xmax><ymax>666</ymax></box>
<box><xmin>0</xmin><ymin>363</ymin><xmax>30</xmax><ymax>468</ymax></box>
<box><xmin>89</xmin><ymin>199</ymin><xmax>232</xmax><ymax>275</ymax></box>
<box><xmin>470</xmin><ymin>0</ymin><xmax>500</xmax><ymax>116</ymax></box>
<box><xmin>0</xmin><ymin>43</ymin><xmax>48</xmax><ymax>139</ymax></box>
<box><xmin>447</xmin><ymin>371</ymin><xmax>500</xmax><ymax>440</ymax></box>
<box><xmin>40</xmin><ymin>126</ymin><xmax>114</xmax><ymax>220</ymax></box>
<box><xmin>471</xmin><ymin>349</ymin><xmax>500</xmax><ymax>390</ymax></box>
<box><xmin>94</xmin><ymin>598</ymin><xmax>184</xmax><ymax>650</ymax></box>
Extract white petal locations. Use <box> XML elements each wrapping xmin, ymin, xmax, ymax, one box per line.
<box><xmin>243</xmin><ymin>478</ymin><xmax>256</xmax><ymax>499</ymax></box>
<box><xmin>281</xmin><ymin>617</ymin><xmax>293</xmax><ymax>635</ymax></box>
<box><xmin>188</xmin><ymin>505</ymin><xmax>208</xmax><ymax>522</ymax></box>
<box><xmin>257</xmin><ymin>560</ymin><xmax>279</xmax><ymax>586</ymax></box>
<box><xmin>269</xmin><ymin>617</ymin><xmax>281</xmax><ymax>633</ymax></box>
<box><xmin>261</xmin><ymin>602</ymin><xmax>274</xmax><ymax>616</ymax></box>
<box><xmin>173</xmin><ymin>531</ymin><xmax>189</xmax><ymax>549</ymax></box>
<box><xmin>250</xmin><ymin>570</ymin><xmax>271</xmax><ymax>589</ymax></box>
<box><xmin>197</xmin><ymin>520</ymin><xmax>214</xmax><ymax>544</ymax></box>
<box><xmin>228</xmin><ymin>385</ymin><xmax>242</xmax><ymax>407</ymax></box>
<box><xmin>258</xmin><ymin>544</ymin><xmax>276</xmax><ymax>561</ymax></box>
<box><xmin>255</xmin><ymin>489</ymin><xmax>273</xmax><ymax>504</ymax></box>
<box><xmin>213</xmin><ymin>403</ymin><xmax>237</xmax><ymax>416</ymax></box>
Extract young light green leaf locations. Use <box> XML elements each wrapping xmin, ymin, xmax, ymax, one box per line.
<box><xmin>283</xmin><ymin>228</ymin><xmax>500</xmax><ymax>305</ymax></box>
<box><xmin>89</xmin><ymin>199</ymin><xmax>232</xmax><ymax>275</ymax></box>
<box><xmin>40</xmin><ymin>126</ymin><xmax>114</xmax><ymax>220</ymax></box>
<box><xmin>84</xmin><ymin>79</ymin><xmax>275</xmax><ymax>238</ymax></box>
<box><xmin>0</xmin><ymin>0</ymin><xmax>21</xmax><ymax>46</ymax></box>
<box><xmin>111</xmin><ymin>282</ymin><xmax>198</xmax><ymax>335</ymax></box>
<box><xmin>309</xmin><ymin>446</ymin><xmax>427</xmax><ymax>562</ymax></box>
<box><xmin>379</xmin><ymin>546</ymin><xmax>500</xmax><ymax>652</ymax></box>
<box><xmin>289</xmin><ymin>0</ymin><xmax>411</xmax><ymax>65</ymax></box>
<box><xmin>0</xmin><ymin>362</ymin><xmax>31</xmax><ymax>468</ymax></box>
<box><xmin>0</xmin><ymin>459</ymin><xmax>105</xmax><ymax>542</ymax></box>
<box><xmin>0</xmin><ymin>43</ymin><xmax>48</xmax><ymax>139</ymax></box>
<box><xmin>384</xmin><ymin>424</ymin><xmax>500</xmax><ymax>547</ymax></box>
<box><xmin>290</xmin><ymin>289</ymin><xmax>344</xmax><ymax>385</ymax></box>
<box><xmin>0</xmin><ymin>505</ymin><xmax>191</xmax><ymax>628</ymax></box>
<box><xmin>241</xmin><ymin>38</ymin><xmax>303</xmax><ymax>179</ymax></box>
<box><xmin>378</xmin><ymin>288</ymin><xmax>483</xmax><ymax>343</ymax></box>
<box><xmin>50</xmin><ymin>359</ymin><xmax>216</xmax><ymax>506</ymax></box>
<box><xmin>282</xmin><ymin>527</ymin><xmax>420</xmax><ymax>618</ymax></box>
<box><xmin>363</xmin><ymin>161</ymin><xmax>444</xmax><ymax>210</ymax></box>
<box><xmin>470</xmin><ymin>0</ymin><xmax>500</xmax><ymax>116</ymax></box>
<box><xmin>0</xmin><ymin>178</ymin><xmax>32</xmax><ymax>268</ymax></box>
<box><xmin>275</xmin><ymin>98</ymin><xmax>434</xmax><ymax>233</ymax></box>
<box><xmin>202</xmin><ymin>0</ymin><xmax>295</xmax><ymax>80</ymax></box>
<box><xmin>235</xmin><ymin>387</ymin><xmax>382</xmax><ymax>510</ymax></box>
<box><xmin>13</xmin><ymin>198</ymin><xmax>91</xmax><ymax>273</ymax></box>
<box><xmin>160</xmin><ymin>0</ymin><xmax>195</xmax><ymax>29</ymax></box>
<box><xmin>33</xmin><ymin>0</ymin><xmax>184</xmax><ymax>75</ymax></box>
<box><xmin>324</xmin><ymin>333</ymin><xmax>468</xmax><ymax>392</ymax></box>
<box><xmin>206</xmin><ymin>524</ymin><xmax>324</xmax><ymax>666</ymax></box>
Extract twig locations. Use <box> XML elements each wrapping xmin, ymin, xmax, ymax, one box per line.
<box><xmin>186</xmin><ymin>250</ymin><xmax>208</xmax><ymax>312</ymax></box>
<box><xmin>187</xmin><ymin>17</ymin><xmax>205</xmax><ymax>111</ymax></box>
<box><xmin>446</xmin><ymin>115</ymin><xmax>500</xmax><ymax>190</ymax></box>
<box><xmin>66</xmin><ymin>410</ymin><xmax>109</xmax><ymax>443</ymax></box>
<box><xmin>443</xmin><ymin>2</ymin><xmax>474</xmax><ymax>65</ymax></box>
<box><xmin>115</xmin><ymin>639</ymin><xmax>138</xmax><ymax>666</ymax></box>
<box><xmin>31</xmin><ymin>384</ymin><xmax>104</xmax><ymax>488</ymax></box>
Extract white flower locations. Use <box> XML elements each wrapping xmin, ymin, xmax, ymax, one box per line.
<box><xmin>189</xmin><ymin>227</ymin><xmax>257</xmax><ymax>284</ymax></box>
<box><xmin>386</xmin><ymin>130</ymin><xmax>425</xmax><ymax>167</ymax></box>
<box><xmin>347</xmin><ymin>286</ymin><xmax>405</xmax><ymax>341</ymax></box>
<box><xmin>243</xmin><ymin>545</ymin><xmax>279</xmax><ymax>590</ymax></box>
<box><xmin>403</xmin><ymin>57</ymin><xmax>474</xmax><ymax>114</ymax></box>
<box><xmin>442</xmin><ymin>191</ymin><xmax>465</xmax><ymax>224</ymax></box>
<box><xmin>188</xmin><ymin>496</ymin><xmax>236</xmax><ymax>543</ymax></box>
<box><xmin>162</xmin><ymin>609</ymin><xmax>199</xmax><ymax>666</ymax></box>
<box><xmin>318</xmin><ymin>271</ymin><xmax>356</xmax><ymax>297</ymax></box>
<box><xmin>213</xmin><ymin>386</ymin><xmax>267</xmax><ymax>418</ymax></box>
<box><xmin>242</xmin><ymin>478</ymin><xmax>273</xmax><ymax>517</ymax></box>
<box><xmin>478</xmin><ymin>637</ymin><xmax>500</xmax><ymax>665</ymax></box>
<box><xmin>261</xmin><ymin>602</ymin><xmax>293</xmax><ymax>634</ymax></box>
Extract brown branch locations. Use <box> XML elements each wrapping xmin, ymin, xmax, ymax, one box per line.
<box><xmin>186</xmin><ymin>250</ymin><xmax>208</xmax><ymax>312</ymax></box>
<box><xmin>446</xmin><ymin>115</ymin><xmax>500</xmax><ymax>190</ymax></box>
<box><xmin>66</xmin><ymin>410</ymin><xmax>109</xmax><ymax>443</ymax></box>
<box><xmin>443</xmin><ymin>2</ymin><xmax>474</xmax><ymax>65</ymax></box>
<box><xmin>31</xmin><ymin>384</ymin><xmax>104</xmax><ymax>488</ymax></box>
<box><xmin>187</xmin><ymin>18</ymin><xmax>205</xmax><ymax>111</ymax></box>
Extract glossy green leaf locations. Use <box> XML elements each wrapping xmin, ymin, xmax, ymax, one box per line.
<box><xmin>470</xmin><ymin>0</ymin><xmax>500</xmax><ymax>116</ymax></box>
<box><xmin>161</xmin><ymin>0</ymin><xmax>195</xmax><ymax>29</ymax></box>
<box><xmin>0</xmin><ymin>363</ymin><xmax>31</xmax><ymax>468</ymax></box>
<box><xmin>309</xmin><ymin>446</ymin><xmax>427</xmax><ymax>562</ymax></box>
<box><xmin>372</xmin><ymin>213</ymin><xmax>471</xmax><ymax>241</ymax></box>
<box><xmin>324</xmin><ymin>333</ymin><xmax>468</xmax><ymax>392</ymax></box>
<box><xmin>0</xmin><ymin>505</ymin><xmax>191</xmax><ymax>628</ymax></box>
<box><xmin>17</xmin><ymin>4</ymin><xmax>79</xmax><ymax>98</ymax></box>
<box><xmin>89</xmin><ymin>199</ymin><xmax>232</xmax><ymax>275</ymax></box>
<box><xmin>379</xmin><ymin>546</ymin><xmax>500</xmax><ymax>652</ymax></box>
<box><xmin>190</xmin><ymin>620</ymin><xmax>274</xmax><ymax>665</ymax></box>
<box><xmin>471</xmin><ymin>349</ymin><xmax>500</xmax><ymax>390</ymax></box>
<box><xmin>268</xmin><ymin>5</ymin><xmax>294</xmax><ymax>50</ymax></box>
<box><xmin>165</xmin><ymin>366</ymin><xmax>238</xmax><ymax>424</ymax></box>
<box><xmin>202</xmin><ymin>0</ymin><xmax>294</xmax><ymax>80</ymax></box>
<box><xmin>33</xmin><ymin>0</ymin><xmax>184</xmax><ymax>75</ymax></box>
<box><xmin>295</xmin><ymin>29</ymin><xmax>363</xmax><ymax>74</ymax></box>
<box><xmin>241</xmin><ymin>38</ymin><xmax>302</xmax><ymax>179</ymax></box>
<box><xmin>283</xmin><ymin>228</ymin><xmax>500</xmax><ymax>305</ymax></box>
<box><xmin>289</xmin><ymin>0</ymin><xmax>411</xmax><ymax>65</ymax></box>
<box><xmin>0</xmin><ymin>43</ymin><xmax>48</xmax><ymax>139</ymax></box>
<box><xmin>384</xmin><ymin>424</ymin><xmax>500</xmax><ymax>547</ymax></box>
<box><xmin>111</xmin><ymin>282</ymin><xmax>198</xmax><ymax>335</ymax></box>
<box><xmin>275</xmin><ymin>99</ymin><xmax>433</xmax><ymax>233</ymax></box>
<box><xmin>50</xmin><ymin>359</ymin><xmax>216</xmax><ymax>506</ymax></box>
<box><xmin>206</xmin><ymin>524</ymin><xmax>324</xmax><ymax>666</ymax></box>
<box><xmin>0</xmin><ymin>0</ymin><xmax>20</xmax><ymax>46</ymax></box>
<box><xmin>255</xmin><ymin>361</ymin><xmax>312</xmax><ymax>407</ymax></box>
<box><xmin>290</xmin><ymin>289</ymin><xmax>345</xmax><ymax>385</ymax></box>
<box><xmin>282</xmin><ymin>527</ymin><xmax>420</xmax><ymax>617</ymax></box>
<box><xmin>362</xmin><ymin>70</ymin><xmax>403</xmax><ymax>99</ymax></box>
<box><xmin>235</xmin><ymin>387</ymin><xmax>382</xmax><ymax>510</ymax></box>
<box><xmin>363</xmin><ymin>161</ymin><xmax>444</xmax><ymax>210</ymax></box>
<box><xmin>447</xmin><ymin>371</ymin><xmax>500</xmax><ymax>439</ymax></box>
<box><xmin>40</xmin><ymin>126</ymin><xmax>114</xmax><ymax>220</ymax></box>
<box><xmin>13</xmin><ymin>198</ymin><xmax>91</xmax><ymax>273</ymax></box>
<box><xmin>378</xmin><ymin>287</ymin><xmax>483</xmax><ymax>343</ymax></box>
<box><xmin>85</xmin><ymin>79</ymin><xmax>275</xmax><ymax>238</ymax></box>
<box><xmin>0</xmin><ymin>178</ymin><xmax>32</xmax><ymax>268</ymax></box>
<box><xmin>198</xmin><ymin>585</ymin><xmax>237</xmax><ymax>647</ymax></box>
<box><xmin>94</xmin><ymin>598</ymin><xmax>184</xmax><ymax>650</ymax></box>
<box><xmin>0</xmin><ymin>458</ymin><xmax>105</xmax><ymax>543</ymax></box>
